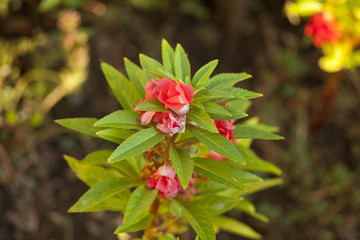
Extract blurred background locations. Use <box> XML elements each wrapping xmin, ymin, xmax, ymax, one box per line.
<box><xmin>0</xmin><ymin>0</ymin><xmax>359</xmax><ymax>239</ymax></box>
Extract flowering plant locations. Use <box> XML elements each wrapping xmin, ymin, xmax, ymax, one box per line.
<box><xmin>286</xmin><ymin>0</ymin><xmax>360</xmax><ymax>72</ymax></box>
<box><xmin>56</xmin><ymin>40</ymin><xmax>282</xmax><ymax>240</ymax></box>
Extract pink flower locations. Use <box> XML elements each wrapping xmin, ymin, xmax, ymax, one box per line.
<box><xmin>304</xmin><ymin>13</ymin><xmax>341</xmax><ymax>47</ymax></box>
<box><xmin>147</xmin><ymin>165</ymin><xmax>182</xmax><ymax>199</ymax></box>
<box><xmin>144</xmin><ymin>78</ymin><xmax>194</xmax><ymax>115</ymax></box>
<box><xmin>214</xmin><ymin>119</ymin><xmax>235</xmax><ymax>140</ymax></box>
<box><xmin>153</xmin><ymin>111</ymin><xmax>186</xmax><ymax>135</ymax></box>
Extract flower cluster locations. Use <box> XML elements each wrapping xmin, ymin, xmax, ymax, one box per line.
<box><xmin>304</xmin><ymin>13</ymin><xmax>341</xmax><ymax>47</ymax></box>
<box><xmin>286</xmin><ymin>0</ymin><xmax>360</xmax><ymax>72</ymax></box>
<box><xmin>137</xmin><ymin>78</ymin><xmax>194</xmax><ymax>135</ymax></box>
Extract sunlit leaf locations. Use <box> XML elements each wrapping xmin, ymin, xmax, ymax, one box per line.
<box><xmin>101</xmin><ymin>62</ymin><xmax>141</xmax><ymax>110</ymax></box>
<box><xmin>174</xmin><ymin>198</ymin><xmax>215</xmax><ymax>240</ymax></box>
<box><xmin>55</xmin><ymin>118</ymin><xmax>100</xmax><ymax>138</ymax></box>
<box><xmin>213</xmin><ymin>216</ymin><xmax>261</xmax><ymax>239</ymax></box>
<box><xmin>70</xmin><ymin>178</ymin><xmax>143</xmax><ymax>212</ymax></box>
<box><xmin>189</xmin><ymin>126</ymin><xmax>247</xmax><ymax>165</ymax></box>
<box><xmin>108</xmin><ymin>127</ymin><xmax>165</xmax><ymax>163</ymax></box>
<box><xmin>174</xmin><ymin>44</ymin><xmax>191</xmax><ymax>81</ymax></box>
<box><xmin>94</xmin><ymin>110</ymin><xmax>142</xmax><ymax>129</ymax></box>
<box><xmin>123</xmin><ymin>184</ymin><xmax>158</xmax><ymax>223</ymax></box>
<box><xmin>169</xmin><ymin>147</ymin><xmax>194</xmax><ymax>188</ymax></box>
<box><xmin>124</xmin><ymin>58</ymin><xmax>148</xmax><ymax>98</ymax></box>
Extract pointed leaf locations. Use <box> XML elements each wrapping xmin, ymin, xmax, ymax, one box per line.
<box><xmin>193</xmin><ymin>157</ymin><xmax>246</xmax><ymax>190</ymax></box>
<box><xmin>189</xmin><ymin>126</ymin><xmax>247</xmax><ymax>165</ymax></box>
<box><xmin>174</xmin><ymin>44</ymin><xmax>191</xmax><ymax>81</ymax></box>
<box><xmin>193</xmin><ymin>90</ymin><xmax>233</xmax><ymax>102</ymax></box>
<box><xmin>96</xmin><ymin>129</ymin><xmax>134</xmax><ymax>144</ymax></box>
<box><xmin>70</xmin><ymin>178</ymin><xmax>143</xmax><ymax>212</ymax></box>
<box><xmin>94</xmin><ymin>110</ymin><xmax>142</xmax><ymax>129</ymax></box>
<box><xmin>188</xmin><ymin>106</ymin><xmax>218</xmax><ymax>133</ymax></box>
<box><xmin>101</xmin><ymin>62</ymin><xmax>141</xmax><ymax>110</ymax></box>
<box><xmin>115</xmin><ymin>214</ymin><xmax>153</xmax><ymax>233</ymax></box>
<box><xmin>209</xmin><ymin>105</ymin><xmax>247</xmax><ymax>121</ymax></box>
<box><xmin>55</xmin><ymin>118</ymin><xmax>100</xmax><ymax>138</ymax></box>
<box><xmin>80</xmin><ymin>150</ymin><xmax>112</xmax><ymax>165</ymax></box>
<box><xmin>174</xmin><ymin>198</ymin><xmax>215</xmax><ymax>240</ymax></box>
<box><xmin>206</xmin><ymin>73</ymin><xmax>251</xmax><ymax>90</ymax></box>
<box><xmin>124</xmin><ymin>58</ymin><xmax>148</xmax><ymax>98</ymax></box>
<box><xmin>162</xmin><ymin>39</ymin><xmax>175</xmax><ymax>74</ymax></box>
<box><xmin>108</xmin><ymin>127</ymin><xmax>165</xmax><ymax>163</ymax></box>
<box><xmin>192</xmin><ymin>195</ymin><xmax>240</xmax><ymax>216</ymax></box>
<box><xmin>169</xmin><ymin>147</ymin><xmax>194</xmax><ymax>188</ymax></box>
<box><xmin>139</xmin><ymin>54</ymin><xmax>166</xmax><ymax>79</ymax></box>
<box><xmin>233</xmin><ymin>125</ymin><xmax>284</xmax><ymax>140</ymax></box>
<box><xmin>79</xmin><ymin>196</ymin><xmax>128</xmax><ymax>212</ymax></box>
<box><xmin>220</xmin><ymin>87</ymin><xmax>262</xmax><ymax>99</ymax></box>
<box><xmin>202</xmin><ymin>102</ymin><xmax>231</xmax><ymax>116</ymax></box>
<box><xmin>64</xmin><ymin>155</ymin><xmax>121</xmax><ymax>186</ymax></box>
<box><xmin>123</xmin><ymin>185</ymin><xmax>158</xmax><ymax>223</ymax></box>
<box><xmin>79</xmin><ymin>150</ymin><xmax>141</xmax><ymax>179</ymax></box>
<box><xmin>213</xmin><ymin>216</ymin><xmax>261</xmax><ymax>239</ymax></box>
<box><xmin>192</xmin><ymin>60</ymin><xmax>218</xmax><ymax>87</ymax></box>
<box><xmin>236</xmin><ymin>199</ymin><xmax>269</xmax><ymax>222</ymax></box>
<box><xmin>226</xmin><ymin>146</ymin><xmax>282</xmax><ymax>175</ymax></box>
<box><xmin>245</xmin><ymin>178</ymin><xmax>283</xmax><ymax>195</ymax></box>
<box><xmin>135</xmin><ymin>98</ymin><xmax>166</xmax><ymax>112</ymax></box>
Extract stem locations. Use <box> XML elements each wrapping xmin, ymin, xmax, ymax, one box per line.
<box><xmin>0</xmin><ymin>142</ymin><xmax>15</xmax><ymax>183</ymax></box>
<box><xmin>310</xmin><ymin>71</ymin><xmax>342</xmax><ymax>133</ymax></box>
<box><xmin>162</xmin><ymin>134</ymin><xmax>177</xmax><ymax>165</ymax></box>
<box><xmin>143</xmin><ymin>198</ymin><xmax>160</xmax><ymax>240</ymax></box>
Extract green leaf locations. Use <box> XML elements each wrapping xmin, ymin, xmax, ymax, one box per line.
<box><xmin>196</xmin><ymin>182</ymin><xmax>228</xmax><ymax>196</ymax></box>
<box><xmin>115</xmin><ymin>214</ymin><xmax>153</xmax><ymax>233</ymax></box>
<box><xmin>123</xmin><ymin>185</ymin><xmax>158</xmax><ymax>223</ymax></box>
<box><xmin>101</xmin><ymin>62</ymin><xmax>141</xmax><ymax>110</ymax></box>
<box><xmin>192</xmin><ymin>195</ymin><xmax>240</xmax><ymax>216</ymax></box>
<box><xmin>174</xmin><ymin>198</ymin><xmax>215</xmax><ymax>240</ymax></box>
<box><xmin>189</xmin><ymin>126</ymin><xmax>247</xmax><ymax>165</ymax></box>
<box><xmin>55</xmin><ymin>118</ymin><xmax>100</xmax><ymax>138</ymax></box>
<box><xmin>139</xmin><ymin>54</ymin><xmax>166</xmax><ymax>79</ymax></box>
<box><xmin>38</xmin><ymin>0</ymin><xmax>60</xmax><ymax>12</ymax></box>
<box><xmin>220</xmin><ymin>87</ymin><xmax>262</xmax><ymax>100</ymax></box>
<box><xmin>124</xmin><ymin>58</ymin><xmax>148</xmax><ymax>98</ymax></box>
<box><xmin>209</xmin><ymin>105</ymin><xmax>247</xmax><ymax>121</ymax></box>
<box><xmin>64</xmin><ymin>155</ymin><xmax>121</xmax><ymax>186</ymax></box>
<box><xmin>159</xmin><ymin>234</ymin><xmax>177</xmax><ymax>240</ymax></box>
<box><xmin>94</xmin><ymin>110</ymin><xmax>141</xmax><ymax>129</ymax></box>
<box><xmin>188</xmin><ymin>106</ymin><xmax>218</xmax><ymax>133</ymax></box>
<box><xmin>108</xmin><ymin>127</ymin><xmax>165</xmax><ymax>163</ymax></box>
<box><xmin>202</xmin><ymin>102</ymin><xmax>231</xmax><ymax>117</ymax></box>
<box><xmin>96</xmin><ymin>129</ymin><xmax>134</xmax><ymax>144</ymax></box>
<box><xmin>206</xmin><ymin>73</ymin><xmax>251</xmax><ymax>90</ymax></box>
<box><xmin>174</xmin><ymin>44</ymin><xmax>191</xmax><ymax>81</ymax></box>
<box><xmin>213</xmin><ymin>216</ymin><xmax>261</xmax><ymax>239</ymax></box>
<box><xmin>162</xmin><ymin>39</ymin><xmax>175</xmax><ymax>74</ymax></box>
<box><xmin>134</xmin><ymin>98</ymin><xmax>166</xmax><ymax>112</ymax></box>
<box><xmin>169</xmin><ymin>147</ymin><xmax>194</xmax><ymax>188</ymax></box>
<box><xmin>169</xmin><ymin>201</ymin><xmax>182</xmax><ymax>218</ymax></box>
<box><xmin>78</xmin><ymin>150</ymin><xmax>140</xmax><ymax>179</ymax></box>
<box><xmin>193</xmin><ymin>90</ymin><xmax>233</xmax><ymax>102</ymax></box>
<box><xmin>70</xmin><ymin>178</ymin><xmax>143</xmax><ymax>212</ymax></box>
<box><xmin>193</xmin><ymin>157</ymin><xmax>246</xmax><ymax>190</ymax></box>
<box><xmin>245</xmin><ymin>178</ymin><xmax>283</xmax><ymax>195</ymax></box>
<box><xmin>192</xmin><ymin>60</ymin><xmax>218</xmax><ymax>87</ymax></box>
<box><xmin>79</xmin><ymin>196</ymin><xmax>129</xmax><ymax>212</ymax></box>
<box><xmin>227</xmin><ymin>146</ymin><xmax>282</xmax><ymax>175</ymax></box>
<box><xmin>233</xmin><ymin>125</ymin><xmax>284</xmax><ymax>140</ymax></box>
<box><xmin>80</xmin><ymin>150</ymin><xmax>112</xmax><ymax>165</ymax></box>
<box><xmin>236</xmin><ymin>199</ymin><xmax>269</xmax><ymax>222</ymax></box>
